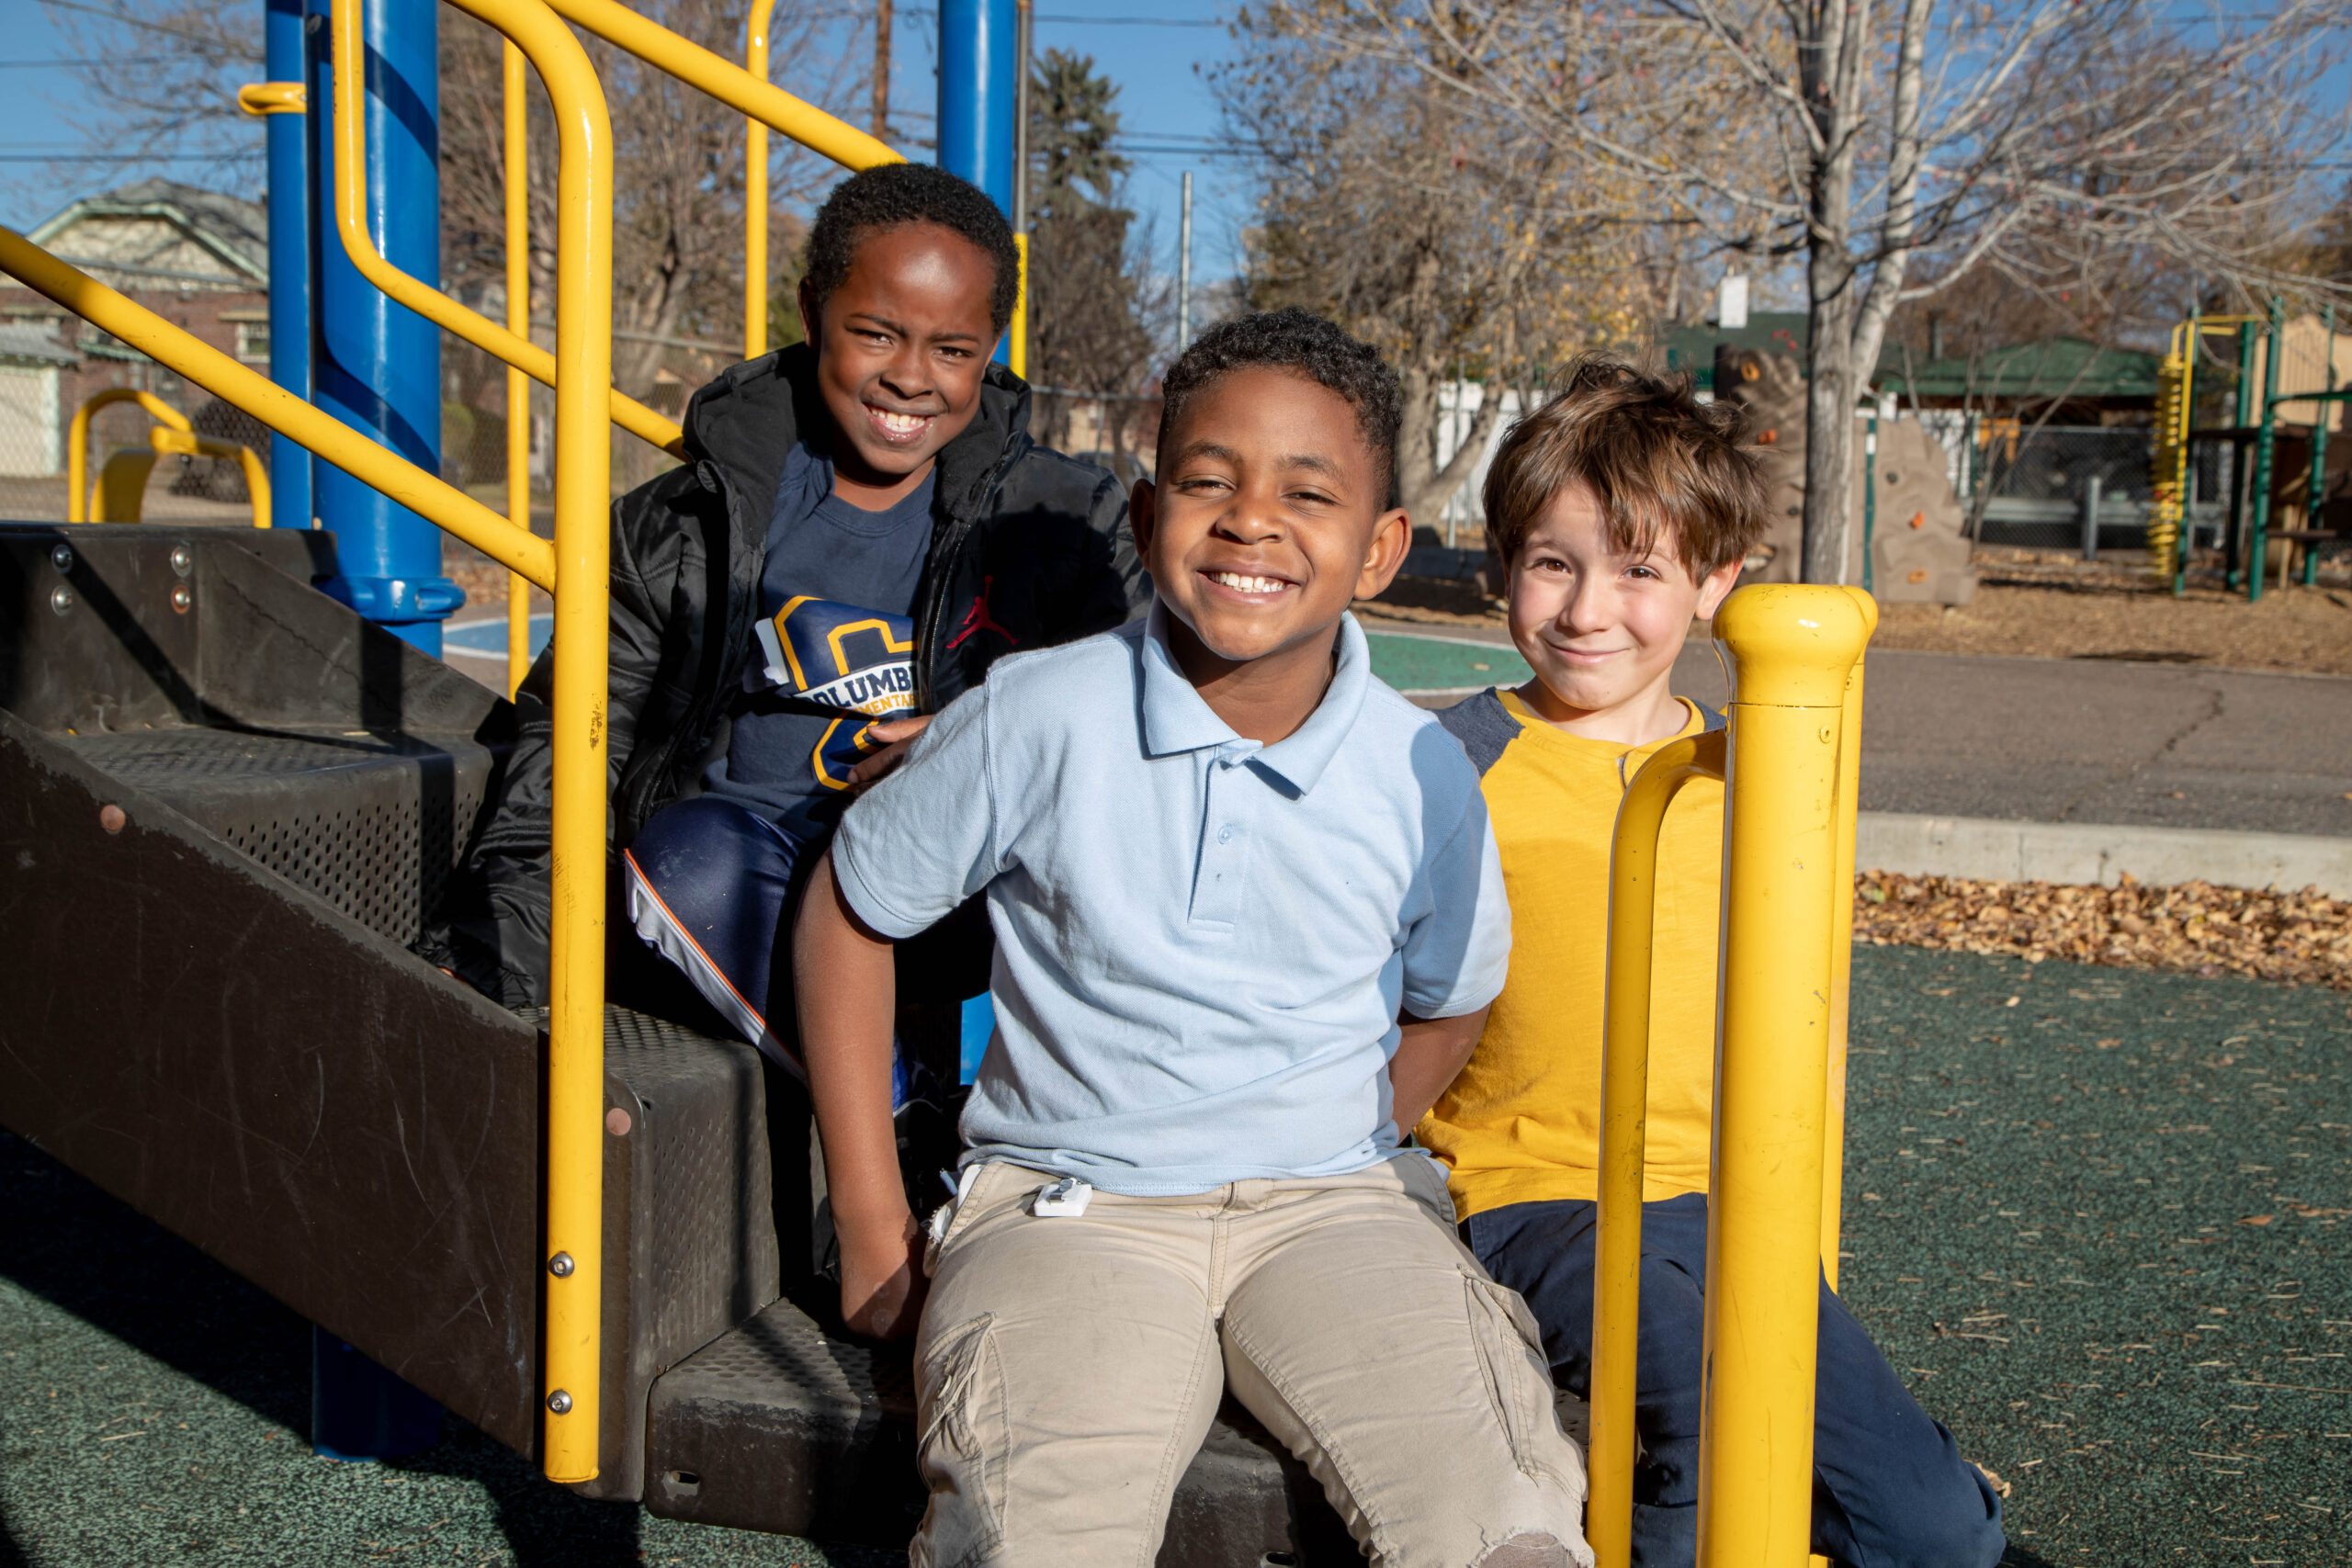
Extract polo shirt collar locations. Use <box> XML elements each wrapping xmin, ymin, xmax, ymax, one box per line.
<box><xmin>1136</xmin><ymin>602</ymin><xmax>1370</xmax><ymax>795</ymax></box>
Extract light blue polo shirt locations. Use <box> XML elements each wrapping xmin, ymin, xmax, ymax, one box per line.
<box><xmin>830</xmin><ymin>604</ymin><xmax>1510</xmax><ymax>1196</ymax></box>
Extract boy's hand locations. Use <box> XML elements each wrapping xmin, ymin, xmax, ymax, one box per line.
<box><xmin>847</xmin><ymin>715</ymin><xmax>933</xmax><ymax>795</ymax></box>
<box><xmin>839</xmin><ymin>1211</ymin><xmax>929</xmax><ymax>1339</ymax></box>
<box><xmin>1388</xmin><ymin>1007</ymin><xmax>1490</xmax><ymax>1140</ymax></box>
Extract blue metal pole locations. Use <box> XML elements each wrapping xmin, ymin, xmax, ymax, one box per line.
<box><xmin>264</xmin><ymin>0</ymin><xmax>312</xmax><ymax>530</ymax></box>
<box><xmin>936</xmin><ymin>0</ymin><xmax>1016</xmax><ymax>366</ymax></box>
<box><xmin>305</xmin><ymin>0</ymin><xmax>462</xmax><ymax>653</ymax></box>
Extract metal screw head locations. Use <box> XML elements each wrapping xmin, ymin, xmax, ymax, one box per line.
<box><xmin>49</xmin><ymin>543</ymin><xmax>73</xmax><ymax>573</ymax></box>
<box><xmin>546</xmin><ymin>1389</ymin><xmax>573</xmax><ymax>1416</ymax></box>
<box><xmin>169</xmin><ymin>545</ymin><xmax>193</xmax><ymax>578</ymax></box>
<box><xmin>170</xmin><ymin>584</ymin><xmax>193</xmax><ymax>615</ymax></box>
<box><xmin>547</xmin><ymin>1251</ymin><xmax>574</xmax><ymax>1278</ymax></box>
<box><xmin>49</xmin><ymin>585</ymin><xmax>74</xmax><ymax>616</ymax></box>
<box><xmin>99</xmin><ymin>805</ymin><xmax>127</xmax><ymax>835</ymax></box>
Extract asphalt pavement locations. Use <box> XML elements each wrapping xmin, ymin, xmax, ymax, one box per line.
<box><xmin>1356</xmin><ymin>613</ymin><xmax>2352</xmax><ymax>842</ymax></box>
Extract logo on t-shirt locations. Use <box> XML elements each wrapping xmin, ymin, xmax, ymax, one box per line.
<box><xmin>753</xmin><ymin>595</ymin><xmax>918</xmax><ymax>718</ymax></box>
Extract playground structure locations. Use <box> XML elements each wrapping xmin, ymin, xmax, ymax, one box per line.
<box><xmin>0</xmin><ymin>3</ymin><xmax>1877</xmax><ymax>1562</ymax></box>
<box><xmin>2152</xmin><ymin>300</ymin><xmax>2348</xmax><ymax>600</ymax></box>
<box><xmin>64</xmin><ymin>389</ymin><xmax>269</xmax><ymax>528</ymax></box>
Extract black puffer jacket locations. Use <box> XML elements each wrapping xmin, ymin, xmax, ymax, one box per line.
<box><xmin>422</xmin><ymin>344</ymin><xmax>1149</xmax><ymax>1004</ymax></box>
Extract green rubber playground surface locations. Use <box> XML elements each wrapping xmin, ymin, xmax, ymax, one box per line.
<box><xmin>1363</xmin><ymin>629</ymin><xmax>1532</xmax><ymax>694</ymax></box>
<box><xmin>4</xmin><ymin>946</ymin><xmax>2346</xmax><ymax>1565</ymax></box>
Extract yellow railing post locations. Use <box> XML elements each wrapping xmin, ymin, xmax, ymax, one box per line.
<box><xmin>68</xmin><ymin>389</ymin><xmax>189</xmax><ymax>524</ymax></box>
<box><xmin>1695</xmin><ymin>583</ymin><xmax>1873</xmax><ymax>1568</ymax></box>
<box><xmin>435</xmin><ymin>0</ymin><xmax>616</xmax><ymax>1484</ymax></box>
<box><xmin>1819</xmin><ymin>587</ymin><xmax>1876</xmax><ymax>1292</ymax></box>
<box><xmin>1589</xmin><ymin>727</ymin><xmax>1728</xmax><ymax>1568</ymax></box>
<box><xmin>328</xmin><ymin>0</ymin><xmax>683</xmax><ymax>457</ymax></box>
<box><xmin>744</xmin><ymin>0</ymin><xmax>777</xmax><ymax>360</ymax></box>
<box><xmin>504</xmin><ymin>38</ymin><xmax>535</xmax><ymax>698</ymax></box>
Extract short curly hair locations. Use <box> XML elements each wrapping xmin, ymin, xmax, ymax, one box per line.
<box><xmin>1157</xmin><ymin>308</ymin><xmax>1404</xmax><ymax>505</ymax></box>
<box><xmin>800</xmin><ymin>164</ymin><xmax>1020</xmax><ymax>336</ymax></box>
<box><xmin>1483</xmin><ymin>356</ymin><xmax>1767</xmax><ymax>575</ymax></box>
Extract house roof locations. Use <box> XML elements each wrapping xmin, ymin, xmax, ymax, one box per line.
<box><xmin>26</xmin><ymin>178</ymin><xmax>267</xmax><ymax>289</ymax></box>
<box><xmin>0</xmin><ymin>321</ymin><xmax>77</xmax><ymax>367</ymax></box>
<box><xmin>1872</xmin><ymin>337</ymin><xmax>2161</xmax><ymax>401</ymax></box>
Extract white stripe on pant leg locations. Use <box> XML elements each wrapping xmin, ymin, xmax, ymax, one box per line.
<box><xmin>624</xmin><ymin>852</ymin><xmax>806</xmax><ymax>1080</ymax></box>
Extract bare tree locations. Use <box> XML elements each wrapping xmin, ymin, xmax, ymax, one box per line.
<box><xmin>1237</xmin><ymin>0</ymin><xmax>2345</xmax><ymax>582</ymax></box>
<box><xmin>1218</xmin><ymin>41</ymin><xmax>1659</xmax><ymax>525</ymax></box>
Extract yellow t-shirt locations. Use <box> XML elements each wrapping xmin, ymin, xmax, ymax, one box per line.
<box><xmin>1416</xmin><ymin>688</ymin><xmax>1724</xmax><ymax>1219</ymax></box>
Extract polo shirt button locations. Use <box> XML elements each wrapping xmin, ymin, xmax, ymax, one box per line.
<box><xmin>1217</xmin><ymin>826</ymin><xmax>1234</xmax><ymax>844</ymax></box>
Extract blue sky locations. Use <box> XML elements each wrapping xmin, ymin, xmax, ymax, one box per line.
<box><xmin>1</xmin><ymin>1</ymin><xmax>1250</xmax><ymax>289</ymax></box>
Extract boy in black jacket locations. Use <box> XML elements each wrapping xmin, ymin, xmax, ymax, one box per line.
<box><xmin>424</xmin><ymin>165</ymin><xmax>1148</xmax><ymax>1104</ymax></box>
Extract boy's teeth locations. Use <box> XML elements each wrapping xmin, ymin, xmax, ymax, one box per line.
<box><xmin>874</xmin><ymin>410</ymin><xmax>929</xmax><ymax>435</ymax></box>
<box><xmin>1209</xmin><ymin>571</ymin><xmax>1286</xmax><ymax>593</ymax></box>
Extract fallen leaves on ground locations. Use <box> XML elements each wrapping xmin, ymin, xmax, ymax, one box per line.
<box><xmin>1853</xmin><ymin>871</ymin><xmax>2352</xmax><ymax>990</ymax></box>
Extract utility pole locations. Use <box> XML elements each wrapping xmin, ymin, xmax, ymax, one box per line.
<box><xmin>872</xmin><ymin>0</ymin><xmax>892</xmax><ymax>138</ymax></box>
<box><xmin>1177</xmin><ymin>170</ymin><xmax>1193</xmax><ymax>354</ymax></box>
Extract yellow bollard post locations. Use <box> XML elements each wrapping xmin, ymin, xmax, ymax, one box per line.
<box><xmin>503</xmin><ymin>38</ymin><xmax>535</xmax><ymax>699</ymax></box>
<box><xmin>1697</xmin><ymin>583</ymin><xmax>1872</xmax><ymax>1568</ymax></box>
<box><xmin>1589</xmin><ymin>728</ymin><xmax>1727</xmax><ymax>1568</ymax></box>
<box><xmin>1819</xmin><ymin>587</ymin><xmax>1877</xmax><ymax>1292</ymax></box>
<box><xmin>744</xmin><ymin>0</ymin><xmax>776</xmax><ymax>360</ymax></box>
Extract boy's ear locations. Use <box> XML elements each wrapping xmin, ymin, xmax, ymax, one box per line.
<box><xmin>797</xmin><ymin>280</ymin><xmax>820</xmax><ymax>352</ymax></box>
<box><xmin>1693</xmin><ymin>555</ymin><xmax>1744</xmax><ymax>620</ymax></box>
<box><xmin>1127</xmin><ymin>477</ymin><xmax>1156</xmax><ymax>558</ymax></box>
<box><xmin>1351</xmin><ymin>505</ymin><xmax>1413</xmax><ymax>604</ymax></box>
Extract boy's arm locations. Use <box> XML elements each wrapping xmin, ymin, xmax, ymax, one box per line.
<box><xmin>1388</xmin><ymin>1006</ymin><xmax>1490</xmax><ymax>1140</ymax></box>
<box><xmin>795</xmin><ymin>849</ymin><xmax>925</xmax><ymax>1338</ymax></box>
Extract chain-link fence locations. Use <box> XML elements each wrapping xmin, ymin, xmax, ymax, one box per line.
<box><xmin>1959</xmin><ymin>423</ymin><xmax>2157</xmax><ymax>552</ymax></box>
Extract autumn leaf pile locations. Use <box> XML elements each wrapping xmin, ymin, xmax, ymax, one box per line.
<box><xmin>1852</xmin><ymin>871</ymin><xmax>2352</xmax><ymax>990</ymax></box>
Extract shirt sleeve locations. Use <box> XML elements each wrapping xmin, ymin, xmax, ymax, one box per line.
<box><xmin>1397</xmin><ymin>787</ymin><xmax>1512</xmax><ymax>1020</ymax></box>
<box><xmin>829</xmin><ymin>682</ymin><xmax>1001</xmax><ymax>939</ymax></box>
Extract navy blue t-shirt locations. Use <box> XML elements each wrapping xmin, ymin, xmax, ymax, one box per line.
<box><xmin>704</xmin><ymin>443</ymin><xmax>936</xmax><ymax>840</ymax></box>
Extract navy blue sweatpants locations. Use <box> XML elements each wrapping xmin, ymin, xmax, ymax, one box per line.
<box><xmin>622</xmin><ymin>795</ymin><xmax>984</xmax><ymax>1106</ymax></box>
<box><xmin>1467</xmin><ymin>1194</ymin><xmax>2006</xmax><ymax>1568</ymax></box>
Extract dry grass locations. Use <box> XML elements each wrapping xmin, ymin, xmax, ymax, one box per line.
<box><xmin>1854</xmin><ymin>870</ymin><xmax>2352</xmax><ymax>990</ymax></box>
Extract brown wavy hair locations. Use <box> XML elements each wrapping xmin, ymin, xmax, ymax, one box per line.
<box><xmin>1483</xmin><ymin>357</ymin><xmax>1767</xmax><ymax>575</ymax></box>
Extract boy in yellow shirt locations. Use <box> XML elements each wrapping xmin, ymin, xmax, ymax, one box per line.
<box><xmin>1421</xmin><ymin>360</ymin><xmax>2004</xmax><ymax>1568</ymax></box>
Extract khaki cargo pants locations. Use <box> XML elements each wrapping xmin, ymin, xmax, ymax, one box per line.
<box><xmin>910</xmin><ymin>1155</ymin><xmax>1594</xmax><ymax>1568</ymax></box>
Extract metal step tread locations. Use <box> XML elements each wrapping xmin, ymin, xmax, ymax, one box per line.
<box><xmin>642</xmin><ymin>1296</ymin><xmax>1353</xmax><ymax>1564</ymax></box>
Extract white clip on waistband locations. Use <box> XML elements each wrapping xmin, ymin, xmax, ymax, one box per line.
<box><xmin>927</xmin><ymin>1162</ymin><xmax>987</xmax><ymax>1245</ymax></box>
<box><xmin>1031</xmin><ymin>1175</ymin><xmax>1093</xmax><ymax>1218</ymax></box>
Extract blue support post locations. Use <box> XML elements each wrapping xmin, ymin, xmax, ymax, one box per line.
<box><xmin>305</xmin><ymin>0</ymin><xmax>462</xmax><ymax>653</ymax></box>
<box><xmin>936</xmin><ymin>0</ymin><xmax>1017</xmax><ymax>366</ymax></box>
<box><xmin>265</xmin><ymin>0</ymin><xmax>312</xmax><ymax>529</ymax></box>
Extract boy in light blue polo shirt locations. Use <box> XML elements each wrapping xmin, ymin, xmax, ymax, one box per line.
<box><xmin>794</xmin><ymin>310</ymin><xmax>1593</xmax><ymax>1568</ymax></box>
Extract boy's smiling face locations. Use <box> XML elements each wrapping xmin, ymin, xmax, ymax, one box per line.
<box><xmin>799</xmin><ymin>221</ymin><xmax>1000</xmax><ymax>502</ymax></box>
<box><xmin>1132</xmin><ymin>366</ymin><xmax>1408</xmax><ymax>686</ymax></box>
<box><xmin>1510</xmin><ymin>480</ymin><xmax>1741</xmax><ymax>742</ymax></box>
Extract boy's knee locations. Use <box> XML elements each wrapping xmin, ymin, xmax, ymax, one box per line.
<box><xmin>1873</xmin><ymin>1466</ymin><xmax>2007</xmax><ymax>1568</ymax></box>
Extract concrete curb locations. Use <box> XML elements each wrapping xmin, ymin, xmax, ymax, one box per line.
<box><xmin>1858</xmin><ymin>811</ymin><xmax>2352</xmax><ymax>897</ymax></box>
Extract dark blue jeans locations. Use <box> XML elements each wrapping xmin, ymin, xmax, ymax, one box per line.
<box><xmin>1466</xmin><ymin>1194</ymin><xmax>2005</xmax><ymax>1568</ymax></box>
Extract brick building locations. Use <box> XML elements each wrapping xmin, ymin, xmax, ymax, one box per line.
<box><xmin>0</xmin><ymin>178</ymin><xmax>270</xmax><ymax>495</ymax></box>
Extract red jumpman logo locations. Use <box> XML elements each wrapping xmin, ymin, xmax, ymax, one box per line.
<box><xmin>946</xmin><ymin>577</ymin><xmax>1018</xmax><ymax>650</ymax></box>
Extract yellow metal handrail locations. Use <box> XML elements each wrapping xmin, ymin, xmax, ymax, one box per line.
<box><xmin>1818</xmin><ymin>585</ymin><xmax>1876</xmax><ymax>1292</ymax></box>
<box><xmin>438</xmin><ymin>0</ymin><xmax>616</xmax><ymax>1485</ymax></box>
<box><xmin>329</xmin><ymin>0</ymin><xmax>682</xmax><ymax>457</ymax></box>
<box><xmin>539</xmin><ymin>0</ymin><xmax>901</xmax><ymax>172</ymax></box>
<box><xmin>504</xmin><ymin>38</ymin><xmax>535</xmax><ymax>697</ymax></box>
<box><xmin>8</xmin><ymin>237</ymin><xmax>551</xmax><ymax>586</ymax></box>
<box><xmin>1589</xmin><ymin>725</ymin><xmax>1725</xmax><ymax>1568</ymax></box>
<box><xmin>67</xmin><ymin>388</ymin><xmax>187</xmax><ymax>524</ymax></box>
<box><xmin>744</xmin><ymin>0</ymin><xmax>778</xmax><ymax>360</ymax></box>
<box><xmin>153</xmin><ymin>427</ymin><xmax>273</xmax><ymax>527</ymax></box>
<box><xmin>1589</xmin><ymin>584</ymin><xmax>1874</xmax><ymax>1568</ymax></box>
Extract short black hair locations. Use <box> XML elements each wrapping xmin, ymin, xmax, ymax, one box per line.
<box><xmin>800</xmin><ymin>163</ymin><xmax>1021</xmax><ymax>336</ymax></box>
<box><xmin>1157</xmin><ymin>308</ymin><xmax>1403</xmax><ymax>505</ymax></box>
